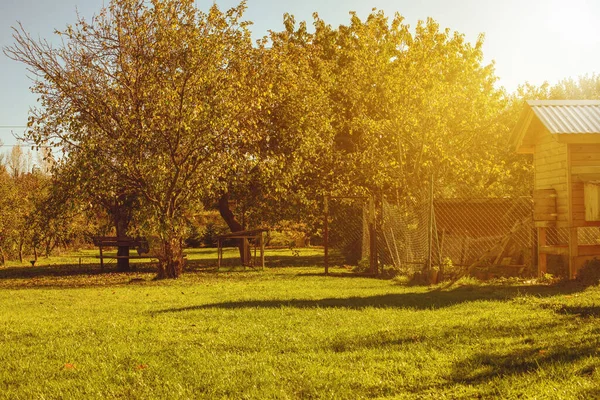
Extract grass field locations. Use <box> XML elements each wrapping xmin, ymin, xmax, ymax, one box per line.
<box><xmin>1</xmin><ymin>252</ymin><xmax>600</xmax><ymax>399</ymax></box>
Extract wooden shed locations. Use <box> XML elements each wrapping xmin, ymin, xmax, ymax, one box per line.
<box><xmin>512</xmin><ymin>100</ymin><xmax>600</xmax><ymax>278</ymax></box>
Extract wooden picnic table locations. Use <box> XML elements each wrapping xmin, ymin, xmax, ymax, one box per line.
<box><xmin>92</xmin><ymin>236</ymin><xmax>152</xmax><ymax>269</ymax></box>
<box><xmin>215</xmin><ymin>229</ymin><xmax>268</xmax><ymax>269</ymax></box>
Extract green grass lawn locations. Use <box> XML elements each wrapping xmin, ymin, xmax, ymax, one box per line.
<box><xmin>1</xmin><ymin>258</ymin><xmax>600</xmax><ymax>398</ymax></box>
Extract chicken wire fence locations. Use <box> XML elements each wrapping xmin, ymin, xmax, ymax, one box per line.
<box><xmin>542</xmin><ymin>227</ymin><xmax>600</xmax><ymax>246</ymax></box>
<box><xmin>324</xmin><ymin>196</ymin><xmax>372</xmax><ymax>269</ymax></box>
<box><xmin>537</xmin><ymin>226</ymin><xmax>600</xmax><ymax>276</ymax></box>
<box><xmin>429</xmin><ymin>196</ymin><xmax>534</xmax><ymax>277</ymax></box>
<box><xmin>324</xmin><ymin>190</ymin><xmax>547</xmax><ymax>278</ymax></box>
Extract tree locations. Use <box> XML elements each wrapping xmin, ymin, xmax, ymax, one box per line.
<box><xmin>215</xmin><ymin>13</ymin><xmax>336</xmax><ymax>256</ymax></box>
<box><xmin>549</xmin><ymin>74</ymin><xmax>600</xmax><ymax>99</ymax></box>
<box><xmin>7</xmin><ymin>146</ymin><xmax>32</xmax><ymax>179</ymax></box>
<box><xmin>217</xmin><ymin>9</ymin><xmax>521</xmax><ymax>249</ymax></box>
<box><xmin>0</xmin><ymin>161</ymin><xmax>13</xmax><ymax>265</ymax></box>
<box><xmin>49</xmin><ymin>150</ymin><xmax>140</xmax><ymax>271</ymax></box>
<box><xmin>302</xmin><ymin>11</ymin><xmax>511</xmax><ymax>200</ymax></box>
<box><xmin>5</xmin><ymin>0</ymin><xmax>265</xmax><ymax>278</ymax></box>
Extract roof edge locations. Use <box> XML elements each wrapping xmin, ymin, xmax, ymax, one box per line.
<box><xmin>527</xmin><ymin>100</ymin><xmax>600</xmax><ymax>106</ymax></box>
<box><xmin>510</xmin><ymin>105</ymin><xmax>534</xmax><ymax>150</ymax></box>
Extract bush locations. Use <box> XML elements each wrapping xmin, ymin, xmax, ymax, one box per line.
<box><xmin>577</xmin><ymin>258</ymin><xmax>600</xmax><ymax>287</ymax></box>
<box><xmin>184</xmin><ymin>224</ymin><xmax>203</xmax><ymax>248</ymax></box>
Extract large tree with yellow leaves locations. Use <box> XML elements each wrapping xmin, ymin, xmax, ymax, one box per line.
<box><xmin>6</xmin><ymin>0</ymin><xmax>265</xmax><ymax>278</ymax></box>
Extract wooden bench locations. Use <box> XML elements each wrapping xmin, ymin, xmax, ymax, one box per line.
<box><xmin>92</xmin><ymin>236</ymin><xmax>153</xmax><ymax>269</ymax></box>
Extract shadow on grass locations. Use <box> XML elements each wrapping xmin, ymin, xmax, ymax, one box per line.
<box><xmin>579</xmin><ymin>387</ymin><xmax>600</xmax><ymax>399</ymax></box>
<box><xmin>450</xmin><ymin>332</ymin><xmax>600</xmax><ymax>387</ymax></box>
<box><xmin>154</xmin><ymin>283</ymin><xmax>585</xmax><ymax>314</ymax></box>
<box><xmin>0</xmin><ymin>248</ymin><xmax>322</xmax><ymax>281</ymax></box>
<box><xmin>0</xmin><ymin>264</ymin><xmax>113</xmax><ymax>278</ymax></box>
<box><xmin>0</xmin><ymin>256</ymin><xmax>277</xmax><ymax>281</ymax></box>
<box><xmin>555</xmin><ymin>305</ymin><xmax>600</xmax><ymax>318</ymax></box>
<box><xmin>0</xmin><ymin>262</ymin><xmax>165</xmax><ymax>277</ymax></box>
<box><xmin>208</xmin><ymin>254</ymin><xmax>324</xmax><ymax>269</ymax></box>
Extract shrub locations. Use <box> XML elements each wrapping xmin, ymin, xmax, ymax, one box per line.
<box><xmin>576</xmin><ymin>258</ymin><xmax>600</xmax><ymax>287</ymax></box>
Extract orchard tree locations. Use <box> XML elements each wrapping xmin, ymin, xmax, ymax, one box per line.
<box><xmin>286</xmin><ymin>10</ymin><xmax>511</xmax><ymax>201</ymax></box>
<box><xmin>549</xmin><ymin>74</ymin><xmax>600</xmax><ymax>99</ymax></box>
<box><xmin>5</xmin><ymin>0</ymin><xmax>265</xmax><ymax>278</ymax></box>
<box><xmin>216</xmin><ymin>14</ymin><xmax>336</xmax><ymax>251</ymax></box>
<box><xmin>219</xmin><ymin>9</ymin><xmax>516</xmax><ymax>243</ymax></box>
<box><xmin>49</xmin><ymin>150</ymin><xmax>140</xmax><ymax>271</ymax></box>
<box><xmin>0</xmin><ymin>160</ymin><xmax>13</xmax><ymax>265</ymax></box>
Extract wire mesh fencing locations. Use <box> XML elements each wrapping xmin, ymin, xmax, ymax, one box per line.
<box><xmin>535</xmin><ymin>226</ymin><xmax>600</xmax><ymax>276</ymax></box>
<box><xmin>538</xmin><ymin>227</ymin><xmax>600</xmax><ymax>248</ymax></box>
<box><xmin>378</xmin><ymin>196</ymin><xmax>429</xmax><ymax>275</ymax></box>
<box><xmin>324</xmin><ymin>187</ymin><xmax>539</xmax><ymax>279</ymax></box>
<box><xmin>324</xmin><ymin>196</ymin><xmax>371</xmax><ymax>269</ymax></box>
<box><xmin>432</xmin><ymin>196</ymin><xmax>535</xmax><ymax>277</ymax></box>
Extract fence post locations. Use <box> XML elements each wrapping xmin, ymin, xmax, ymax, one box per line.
<box><xmin>324</xmin><ymin>194</ymin><xmax>329</xmax><ymax>275</ymax></box>
<box><xmin>427</xmin><ymin>175</ymin><xmax>434</xmax><ymax>272</ymax></box>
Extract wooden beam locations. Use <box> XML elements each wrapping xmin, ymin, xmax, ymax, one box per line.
<box><xmin>534</xmin><ymin>221</ymin><xmax>557</xmax><ymax>228</ymax></box>
<box><xmin>575</xmin><ymin>220</ymin><xmax>600</xmax><ymax>228</ymax></box>
<box><xmin>538</xmin><ymin>227</ymin><xmax>548</xmax><ymax>277</ymax></box>
<box><xmin>534</xmin><ymin>213</ymin><xmax>558</xmax><ymax>221</ymax></box>
<box><xmin>260</xmin><ymin>232</ymin><xmax>265</xmax><ymax>269</ymax></box>
<box><xmin>572</xmin><ymin>173</ymin><xmax>600</xmax><ymax>182</ymax></box>
<box><xmin>555</xmin><ymin>220</ymin><xmax>573</xmax><ymax>229</ymax></box>
<box><xmin>567</xmin><ymin>145</ymin><xmax>574</xmax><ymax>227</ymax></box>
<box><xmin>569</xmin><ymin>227</ymin><xmax>579</xmax><ymax>279</ymax></box>
<box><xmin>568</xmin><ymin>145</ymin><xmax>581</xmax><ymax>271</ymax></box>
<box><xmin>539</xmin><ymin>244</ymin><xmax>568</xmax><ymax>256</ymax></box>
<box><xmin>557</xmin><ymin>134</ymin><xmax>600</xmax><ymax>144</ymax></box>
<box><xmin>572</xmin><ymin>166</ymin><xmax>600</xmax><ymax>175</ymax></box>
<box><xmin>577</xmin><ymin>244</ymin><xmax>600</xmax><ymax>256</ymax></box>
<box><xmin>533</xmin><ymin>199</ymin><xmax>557</xmax><ymax>208</ymax></box>
<box><xmin>516</xmin><ymin>146</ymin><xmax>535</xmax><ymax>154</ymax></box>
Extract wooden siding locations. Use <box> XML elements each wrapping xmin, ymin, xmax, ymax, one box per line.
<box><xmin>534</xmin><ymin>132</ymin><xmax>568</xmax><ymax>222</ymax></box>
<box><xmin>570</xmin><ymin>144</ymin><xmax>600</xmax><ymax>226</ymax></box>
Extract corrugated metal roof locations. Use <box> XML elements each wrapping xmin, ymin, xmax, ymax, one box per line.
<box><xmin>528</xmin><ymin>100</ymin><xmax>600</xmax><ymax>134</ymax></box>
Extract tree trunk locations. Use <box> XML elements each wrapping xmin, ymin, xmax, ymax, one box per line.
<box><xmin>114</xmin><ymin>208</ymin><xmax>131</xmax><ymax>272</ymax></box>
<box><xmin>18</xmin><ymin>236</ymin><xmax>24</xmax><ymax>264</ymax></box>
<box><xmin>44</xmin><ymin>237</ymin><xmax>53</xmax><ymax>258</ymax></box>
<box><xmin>0</xmin><ymin>246</ymin><xmax>5</xmax><ymax>266</ymax></box>
<box><xmin>156</xmin><ymin>235</ymin><xmax>184</xmax><ymax>279</ymax></box>
<box><xmin>218</xmin><ymin>192</ymin><xmax>251</xmax><ymax>265</ymax></box>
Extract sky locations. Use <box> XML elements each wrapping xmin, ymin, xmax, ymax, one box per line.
<box><xmin>1</xmin><ymin>0</ymin><xmax>600</xmax><ymax>148</ymax></box>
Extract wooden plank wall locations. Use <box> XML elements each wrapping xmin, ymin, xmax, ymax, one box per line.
<box><xmin>570</xmin><ymin>144</ymin><xmax>600</xmax><ymax>227</ymax></box>
<box><xmin>534</xmin><ymin>133</ymin><xmax>568</xmax><ymax>223</ymax></box>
